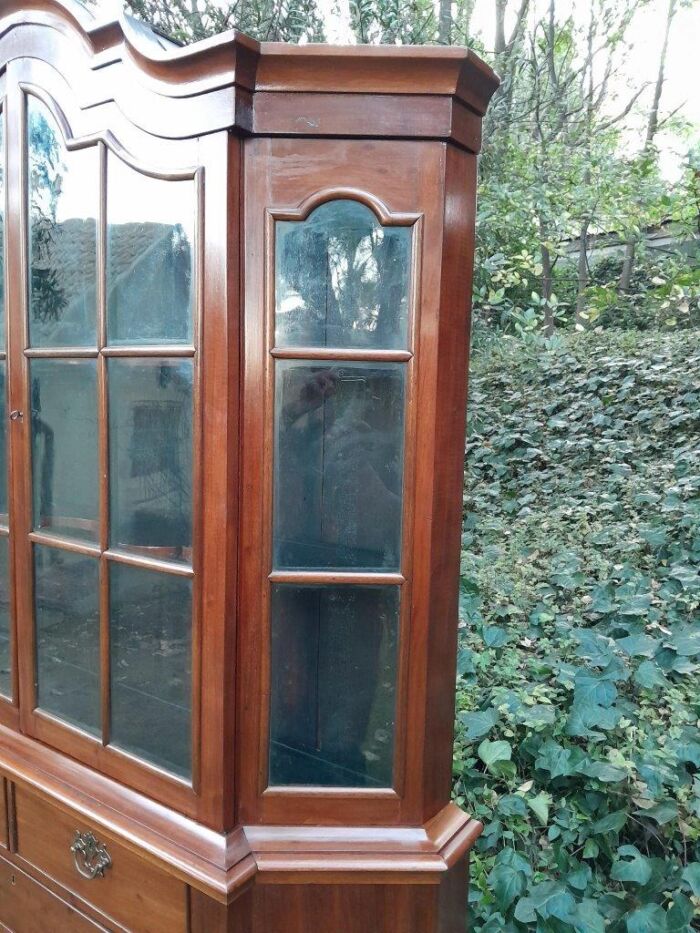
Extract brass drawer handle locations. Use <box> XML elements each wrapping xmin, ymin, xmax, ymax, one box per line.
<box><xmin>70</xmin><ymin>830</ymin><xmax>112</xmax><ymax>880</ymax></box>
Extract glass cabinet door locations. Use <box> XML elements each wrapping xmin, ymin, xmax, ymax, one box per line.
<box><xmin>24</xmin><ymin>94</ymin><xmax>197</xmax><ymax>780</ymax></box>
<box><xmin>268</xmin><ymin>199</ymin><xmax>414</xmax><ymax>789</ymax></box>
<box><xmin>0</xmin><ymin>105</ymin><xmax>11</xmax><ymax>700</ymax></box>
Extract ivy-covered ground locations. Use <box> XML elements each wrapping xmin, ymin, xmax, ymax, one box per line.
<box><xmin>455</xmin><ymin>328</ymin><xmax>700</xmax><ymax>932</ymax></box>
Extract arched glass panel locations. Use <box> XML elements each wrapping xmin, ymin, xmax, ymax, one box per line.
<box><xmin>275</xmin><ymin>200</ymin><xmax>411</xmax><ymax>350</ymax></box>
<box><xmin>27</xmin><ymin>97</ymin><xmax>98</xmax><ymax>348</ymax></box>
<box><xmin>107</xmin><ymin>154</ymin><xmax>195</xmax><ymax>346</ymax></box>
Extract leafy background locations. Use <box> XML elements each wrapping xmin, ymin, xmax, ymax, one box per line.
<box><xmin>455</xmin><ymin>328</ymin><xmax>700</xmax><ymax>931</ymax></box>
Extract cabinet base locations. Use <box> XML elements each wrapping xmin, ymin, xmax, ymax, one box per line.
<box><xmin>191</xmin><ymin>856</ymin><xmax>470</xmax><ymax>933</ymax></box>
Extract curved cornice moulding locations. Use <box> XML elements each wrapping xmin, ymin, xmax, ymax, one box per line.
<box><xmin>0</xmin><ymin>0</ymin><xmax>499</xmax><ymax>117</ymax></box>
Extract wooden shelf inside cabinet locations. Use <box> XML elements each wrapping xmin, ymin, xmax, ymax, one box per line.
<box><xmin>0</xmin><ymin>2</ymin><xmax>498</xmax><ymax>931</ymax></box>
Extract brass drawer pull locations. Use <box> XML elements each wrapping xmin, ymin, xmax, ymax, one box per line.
<box><xmin>70</xmin><ymin>830</ymin><xmax>112</xmax><ymax>880</ymax></box>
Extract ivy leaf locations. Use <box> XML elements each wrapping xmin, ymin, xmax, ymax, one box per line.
<box><xmin>633</xmin><ymin>660</ymin><xmax>669</xmax><ymax>689</ymax></box>
<box><xmin>497</xmin><ymin>794</ymin><xmax>528</xmax><ymax>817</ymax></box>
<box><xmin>573</xmin><ymin>670</ymin><xmax>617</xmax><ymax>706</ymax></box>
<box><xmin>527</xmin><ymin>881</ymin><xmax>576</xmax><ymax>921</ymax></box>
<box><xmin>566</xmin><ymin>701</ymin><xmax>621</xmax><ymax>738</ymax></box>
<box><xmin>478</xmin><ymin>739</ymin><xmax>512</xmax><ymax>773</ymax></box>
<box><xmin>535</xmin><ymin>740</ymin><xmax>575</xmax><ymax>778</ymax></box>
<box><xmin>591</xmin><ymin>809</ymin><xmax>628</xmax><ymax>835</ymax></box>
<box><xmin>666</xmin><ymin>894</ymin><xmax>694</xmax><ymax>933</ymax></box>
<box><xmin>459</xmin><ymin>708</ymin><xmax>499</xmax><ymax>740</ymax></box>
<box><xmin>577</xmin><ymin>759</ymin><xmax>627</xmax><ymax>783</ymax></box>
<box><xmin>680</xmin><ymin>862</ymin><xmax>700</xmax><ymax>896</ymax></box>
<box><xmin>611</xmin><ymin>845</ymin><xmax>653</xmax><ymax>885</ymax></box>
<box><xmin>482</xmin><ymin>625</ymin><xmax>510</xmax><ymax>648</ymax></box>
<box><xmin>489</xmin><ymin>850</ymin><xmax>529</xmax><ymax>912</ymax></box>
<box><xmin>665</xmin><ymin>625</ymin><xmax>700</xmax><ymax>656</ymax></box>
<box><xmin>572</xmin><ymin>899</ymin><xmax>606</xmax><ymax>933</ymax></box>
<box><xmin>616</xmin><ymin>634</ymin><xmax>660</xmax><ymax>657</ymax></box>
<box><xmin>638</xmin><ymin>800</ymin><xmax>678</xmax><ymax>825</ymax></box>
<box><xmin>624</xmin><ymin>903</ymin><xmax>667</xmax><ymax>932</ymax></box>
<box><xmin>526</xmin><ymin>790</ymin><xmax>551</xmax><ymax>826</ymax></box>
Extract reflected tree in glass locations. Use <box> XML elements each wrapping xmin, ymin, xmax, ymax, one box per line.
<box><xmin>275</xmin><ymin>200</ymin><xmax>411</xmax><ymax>350</ymax></box>
<box><xmin>274</xmin><ymin>361</ymin><xmax>405</xmax><ymax>570</ymax></box>
<box><xmin>27</xmin><ymin>97</ymin><xmax>98</xmax><ymax>347</ymax></box>
<box><xmin>107</xmin><ymin>155</ymin><xmax>194</xmax><ymax>346</ymax></box>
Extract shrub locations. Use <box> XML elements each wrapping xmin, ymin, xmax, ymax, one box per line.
<box><xmin>455</xmin><ymin>328</ymin><xmax>700</xmax><ymax>931</ymax></box>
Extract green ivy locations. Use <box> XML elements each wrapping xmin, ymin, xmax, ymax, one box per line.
<box><xmin>455</xmin><ymin>328</ymin><xmax>700</xmax><ymax>932</ymax></box>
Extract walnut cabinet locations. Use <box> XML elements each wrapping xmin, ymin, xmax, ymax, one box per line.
<box><xmin>0</xmin><ymin>3</ymin><xmax>498</xmax><ymax>930</ymax></box>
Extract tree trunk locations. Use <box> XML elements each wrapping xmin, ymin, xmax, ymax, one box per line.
<box><xmin>619</xmin><ymin>0</ymin><xmax>677</xmax><ymax>292</ymax></box>
<box><xmin>619</xmin><ymin>241</ymin><xmax>635</xmax><ymax>293</ymax></box>
<box><xmin>438</xmin><ymin>0</ymin><xmax>452</xmax><ymax>44</ymax></box>
<box><xmin>575</xmin><ymin>220</ymin><xmax>590</xmax><ymax>329</ymax></box>
<box><xmin>538</xmin><ymin>215</ymin><xmax>554</xmax><ymax>337</ymax></box>
<box><xmin>495</xmin><ymin>0</ymin><xmax>507</xmax><ymax>55</ymax></box>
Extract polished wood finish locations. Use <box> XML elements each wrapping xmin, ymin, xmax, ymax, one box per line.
<box><xmin>14</xmin><ymin>785</ymin><xmax>188</xmax><ymax>933</ymax></box>
<box><xmin>0</xmin><ymin>856</ymin><xmax>105</xmax><ymax>932</ymax></box>
<box><xmin>0</xmin><ymin>2</ymin><xmax>498</xmax><ymax>930</ymax></box>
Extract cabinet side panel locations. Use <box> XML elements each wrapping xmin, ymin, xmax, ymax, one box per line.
<box><xmin>421</xmin><ymin>144</ymin><xmax>477</xmax><ymax>817</ymax></box>
<box><xmin>251</xmin><ymin>882</ymin><xmax>438</xmax><ymax>933</ymax></box>
<box><xmin>439</xmin><ymin>854</ymin><xmax>470</xmax><ymax>933</ymax></box>
<box><xmin>196</xmin><ymin>130</ymin><xmax>242</xmax><ymax>831</ymax></box>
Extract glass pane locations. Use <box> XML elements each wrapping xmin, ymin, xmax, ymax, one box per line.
<box><xmin>31</xmin><ymin>359</ymin><xmax>98</xmax><ymax>542</ymax></box>
<box><xmin>107</xmin><ymin>154</ymin><xmax>194</xmax><ymax>345</ymax></box>
<box><xmin>0</xmin><ymin>537</ymin><xmax>11</xmax><ymax>698</ymax></box>
<box><xmin>27</xmin><ymin>96</ymin><xmax>98</xmax><ymax>348</ymax></box>
<box><xmin>269</xmin><ymin>584</ymin><xmax>399</xmax><ymax>788</ymax></box>
<box><xmin>0</xmin><ymin>362</ymin><xmax>7</xmax><ymax>525</ymax></box>
<box><xmin>274</xmin><ymin>361</ymin><xmax>404</xmax><ymax>571</ymax></box>
<box><xmin>34</xmin><ymin>545</ymin><xmax>100</xmax><ymax>736</ymax></box>
<box><xmin>0</xmin><ymin>108</ymin><xmax>4</xmax><ymax>347</ymax></box>
<box><xmin>275</xmin><ymin>200</ymin><xmax>411</xmax><ymax>350</ymax></box>
<box><xmin>109</xmin><ymin>359</ymin><xmax>193</xmax><ymax>562</ymax></box>
<box><xmin>109</xmin><ymin>563</ymin><xmax>191</xmax><ymax>778</ymax></box>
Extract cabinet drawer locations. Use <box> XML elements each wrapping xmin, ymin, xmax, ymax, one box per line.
<box><xmin>0</xmin><ymin>853</ymin><xmax>104</xmax><ymax>932</ymax></box>
<box><xmin>14</xmin><ymin>786</ymin><xmax>187</xmax><ymax>933</ymax></box>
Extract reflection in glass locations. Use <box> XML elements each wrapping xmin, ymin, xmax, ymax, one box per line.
<box><xmin>107</xmin><ymin>155</ymin><xmax>194</xmax><ymax>345</ymax></box>
<box><xmin>109</xmin><ymin>360</ymin><xmax>193</xmax><ymax>562</ymax></box>
<box><xmin>0</xmin><ymin>109</ymin><xmax>4</xmax><ymax>347</ymax></box>
<box><xmin>274</xmin><ymin>361</ymin><xmax>404</xmax><ymax>570</ymax></box>
<box><xmin>31</xmin><ymin>360</ymin><xmax>98</xmax><ymax>542</ymax></box>
<box><xmin>0</xmin><ymin>363</ymin><xmax>7</xmax><ymax>524</ymax></box>
<box><xmin>34</xmin><ymin>545</ymin><xmax>100</xmax><ymax>736</ymax></box>
<box><xmin>109</xmin><ymin>563</ymin><xmax>191</xmax><ymax>778</ymax></box>
<box><xmin>275</xmin><ymin>200</ymin><xmax>411</xmax><ymax>349</ymax></box>
<box><xmin>269</xmin><ymin>584</ymin><xmax>398</xmax><ymax>787</ymax></box>
<box><xmin>0</xmin><ymin>537</ymin><xmax>10</xmax><ymax>698</ymax></box>
<box><xmin>27</xmin><ymin>96</ymin><xmax>98</xmax><ymax>348</ymax></box>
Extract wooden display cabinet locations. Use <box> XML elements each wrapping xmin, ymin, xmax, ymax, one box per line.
<box><xmin>0</xmin><ymin>2</ymin><xmax>498</xmax><ymax>930</ymax></box>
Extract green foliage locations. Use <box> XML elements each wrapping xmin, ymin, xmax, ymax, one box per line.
<box><xmin>125</xmin><ymin>0</ymin><xmax>325</xmax><ymax>43</ymax></box>
<box><xmin>455</xmin><ymin>328</ymin><xmax>700</xmax><ymax>931</ymax></box>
